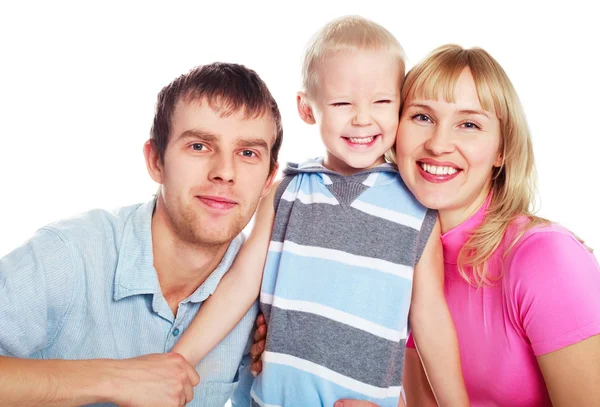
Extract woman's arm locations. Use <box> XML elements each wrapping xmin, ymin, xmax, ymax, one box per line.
<box><xmin>508</xmin><ymin>229</ymin><xmax>600</xmax><ymax>407</ymax></box>
<box><xmin>537</xmin><ymin>334</ymin><xmax>600</xmax><ymax>406</ymax></box>
<box><xmin>409</xmin><ymin>219</ymin><xmax>470</xmax><ymax>406</ymax></box>
<box><xmin>402</xmin><ymin>347</ymin><xmax>438</xmax><ymax>407</ymax></box>
<box><xmin>171</xmin><ymin>180</ymin><xmax>280</xmax><ymax>365</ymax></box>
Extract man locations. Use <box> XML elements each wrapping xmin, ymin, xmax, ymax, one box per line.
<box><xmin>0</xmin><ymin>62</ymin><xmax>282</xmax><ymax>407</ymax></box>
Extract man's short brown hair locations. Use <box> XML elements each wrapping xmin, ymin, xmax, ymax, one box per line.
<box><xmin>150</xmin><ymin>62</ymin><xmax>283</xmax><ymax>173</ymax></box>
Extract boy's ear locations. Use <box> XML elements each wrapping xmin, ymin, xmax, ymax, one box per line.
<box><xmin>297</xmin><ymin>92</ymin><xmax>316</xmax><ymax>125</ymax></box>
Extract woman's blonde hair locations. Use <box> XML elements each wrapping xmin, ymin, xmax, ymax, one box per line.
<box><xmin>301</xmin><ymin>15</ymin><xmax>406</xmax><ymax>98</ymax></box>
<box><xmin>401</xmin><ymin>44</ymin><xmax>548</xmax><ymax>287</ymax></box>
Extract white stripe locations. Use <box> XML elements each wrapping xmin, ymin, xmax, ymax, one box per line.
<box><xmin>268</xmin><ymin>241</ymin><xmax>283</xmax><ymax>252</ymax></box>
<box><xmin>263</xmin><ymin>351</ymin><xmax>402</xmax><ymax>399</ymax></box>
<box><xmin>260</xmin><ymin>293</ymin><xmax>406</xmax><ymax>341</ymax></box>
<box><xmin>281</xmin><ymin>189</ymin><xmax>339</xmax><ymax>205</ymax></box>
<box><xmin>297</xmin><ymin>158</ymin><xmax>323</xmax><ymax>169</ymax></box>
<box><xmin>250</xmin><ymin>388</ymin><xmax>281</xmax><ymax>407</ymax></box>
<box><xmin>321</xmin><ymin>173</ymin><xmax>333</xmax><ymax>185</ymax></box>
<box><xmin>362</xmin><ymin>172</ymin><xmax>379</xmax><ymax>187</ymax></box>
<box><xmin>269</xmin><ymin>240</ymin><xmax>413</xmax><ymax>280</ymax></box>
<box><xmin>351</xmin><ymin>200</ymin><xmax>423</xmax><ymax>230</ymax></box>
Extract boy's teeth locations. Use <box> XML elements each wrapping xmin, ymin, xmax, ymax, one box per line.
<box><xmin>420</xmin><ymin>163</ymin><xmax>458</xmax><ymax>175</ymax></box>
<box><xmin>348</xmin><ymin>136</ymin><xmax>374</xmax><ymax>144</ymax></box>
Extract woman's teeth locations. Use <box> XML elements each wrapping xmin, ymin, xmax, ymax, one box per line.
<box><xmin>420</xmin><ymin>163</ymin><xmax>458</xmax><ymax>175</ymax></box>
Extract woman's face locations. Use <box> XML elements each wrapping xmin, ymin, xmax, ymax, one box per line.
<box><xmin>396</xmin><ymin>67</ymin><xmax>502</xmax><ymax>232</ymax></box>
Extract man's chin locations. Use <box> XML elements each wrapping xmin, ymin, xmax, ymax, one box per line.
<box><xmin>192</xmin><ymin>225</ymin><xmax>243</xmax><ymax>248</ymax></box>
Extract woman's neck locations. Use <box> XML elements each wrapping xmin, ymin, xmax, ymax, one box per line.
<box><xmin>438</xmin><ymin>186</ymin><xmax>492</xmax><ymax>234</ymax></box>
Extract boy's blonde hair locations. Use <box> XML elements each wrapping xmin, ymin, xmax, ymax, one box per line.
<box><xmin>301</xmin><ymin>15</ymin><xmax>406</xmax><ymax>98</ymax></box>
<box><xmin>401</xmin><ymin>44</ymin><xmax>548</xmax><ymax>287</ymax></box>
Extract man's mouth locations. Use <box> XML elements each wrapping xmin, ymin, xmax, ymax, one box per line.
<box><xmin>196</xmin><ymin>196</ymin><xmax>238</xmax><ymax>210</ymax></box>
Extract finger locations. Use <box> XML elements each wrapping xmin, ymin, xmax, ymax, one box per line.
<box><xmin>181</xmin><ymin>360</ymin><xmax>201</xmax><ymax>387</ymax></box>
<box><xmin>250</xmin><ymin>360</ymin><xmax>262</xmax><ymax>377</ymax></box>
<box><xmin>256</xmin><ymin>313</ymin><xmax>265</xmax><ymax>327</ymax></box>
<box><xmin>250</xmin><ymin>339</ymin><xmax>265</xmax><ymax>360</ymax></box>
<box><xmin>183</xmin><ymin>377</ymin><xmax>195</xmax><ymax>404</ymax></box>
<box><xmin>253</xmin><ymin>323</ymin><xmax>267</xmax><ymax>342</ymax></box>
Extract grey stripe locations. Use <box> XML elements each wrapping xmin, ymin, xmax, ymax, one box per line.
<box><xmin>327</xmin><ymin>182</ymin><xmax>369</xmax><ymax>207</ymax></box>
<box><xmin>265</xmin><ymin>308</ymin><xmax>405</xmax><ymax>387</ymax></box>
<box><xmin>273</xmin><ymin>175</ymin><xmax>295</xmax><ymax>213</ymax></box>
<box><xmin>271</xmin><ymin>200</ymin><xmax>419</xmax><ymax>266</ymax></box>
<box><xmin>414</xmin><ymin>209</ymin><xmax>438</xmax><ymax>265</ymax></box>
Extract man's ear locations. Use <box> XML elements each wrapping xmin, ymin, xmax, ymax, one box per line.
<box><xmin>260</xmin><ymin>162</ymin><xmax>279</xmax><ymax>199</ymax></box>
<box><xmin>144</xmin><ymin>139</ymin><xmax>164</xmax><ymax>184</ymax></box>
<box><xmin>297</xmin><ymin>92</ymin><xmax>316</xmax><ymax>125</ymax></box>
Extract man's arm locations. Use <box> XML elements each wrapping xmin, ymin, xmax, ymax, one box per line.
<box><xmin>0</xmin><ymin>353</ymin><xmax>200</xmax><ymax>407</ymax></box>
<box><xmin>0</xmin><ymin>230</ymin><xmax>199</xmax><ymax>407</ymax></box>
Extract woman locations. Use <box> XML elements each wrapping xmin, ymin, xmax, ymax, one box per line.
<box><xmin>250</xmin><ymin>45</ymin><xmax>600</xmax><ymax>406</ymax></box>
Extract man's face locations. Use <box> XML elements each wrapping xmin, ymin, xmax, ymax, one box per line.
<box><xmin>151</xmin><ymin>98</ymin><xmax>277</xmax><ymax>247</ymax></box>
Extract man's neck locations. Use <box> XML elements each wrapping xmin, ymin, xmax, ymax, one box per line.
<box><xmin>151</xmin><ymin>202</ymin><xmax>229</xmax><ymax>316</ymax></box>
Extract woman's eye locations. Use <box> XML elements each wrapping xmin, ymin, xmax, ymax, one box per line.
<box><xmin>191</xmin><ymin>143</ymin><xmax>205</xmax><ymax>151</ymax></box>
<box><xmin>331</xmin><ymin>102</ymin><xmax>350</xmax><ymax>107</ymax></box>
<box><xmin>462</xmin><ymin>121</ymin><xmax>481</xmax><ymax>130</ymax></box>
<box><xmin>412</xmin><ymin>114</ymin><xmax>431</xmax><ymax>122</ymax></box>
<box><xmin>375</xmin><ymin>100</ymin><xmax>392</xmax><ymax>104</ymax></box>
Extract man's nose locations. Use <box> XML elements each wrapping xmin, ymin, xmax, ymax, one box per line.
<box><xmin>208</xmin><ymin>153</ymin><xmax>235</xmax><ymax>184</ymax></box>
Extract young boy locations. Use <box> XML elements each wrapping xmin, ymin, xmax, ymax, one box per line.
<box><xmin>173</xmin><ymin>16</ymin><xmax>468</xmax><ymax>407</ymax></box>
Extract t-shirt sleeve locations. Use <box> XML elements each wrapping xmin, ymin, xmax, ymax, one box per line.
<box><xmin>0</xmin><ymin>228</ymin><xmax>76</xmax><ymax>356</ymax></box>
<box><xmin>509</xmin><ymin>230</ymin><xmax>600</xmax><ymax>356</ymax></box>
<box><xmin>406</xmin><ymin>333</ymin><xmax>415</xmax><ymax>348</ymax></box>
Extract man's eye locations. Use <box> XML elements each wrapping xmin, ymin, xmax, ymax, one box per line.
<box><xmin>331</xmin><ymin>102</ymin><xmax>350</xmax><ymax>107</ymax></box>
<box><xmin>241</xmin><ymin>150</ymin><xmax>256</xmax><ymax>158</ymax></box>
<box><xmin>191</xmin><ymin>143</ymin><xmax>205</xmax><ymax>151</ymax></box>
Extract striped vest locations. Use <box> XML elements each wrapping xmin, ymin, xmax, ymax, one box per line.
<box><xmin>250</xmin><ymin>159</ymin><xmax>436</xmax><ymax>407</ymax></box>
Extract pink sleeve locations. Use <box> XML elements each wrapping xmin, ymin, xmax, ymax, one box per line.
<box><xmin>509</xmin><ymin>229</ymin><xmax>600</xmax><ymax>356</ymax></box>
<box><xmin>406</xmin><ymin>333</ymin><xmax>415</xmax><ymax>348</ymax></box>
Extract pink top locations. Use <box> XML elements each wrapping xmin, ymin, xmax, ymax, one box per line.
<box><xmin>407</xmin><ymin>198</ymin><xmax>600</xmax><ymax>406</ymax></box>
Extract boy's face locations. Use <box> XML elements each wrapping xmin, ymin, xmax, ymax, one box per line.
<box><xmin>147</xmin><ymin>99</ymin><xmax>277</xmax><ymax>248</ymax></box>
<box><xmin>304</xmin><ymin>49</ymin><xmax>402</xmax><ymax>175</ymax></box>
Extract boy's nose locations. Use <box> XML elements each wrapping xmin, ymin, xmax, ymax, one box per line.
<box><xmin>352</xmin><ymin>108</ymin><xmax>373</xmax><ymax>126</ymax></box>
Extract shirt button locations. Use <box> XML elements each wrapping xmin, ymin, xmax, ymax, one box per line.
<box><xmin>172</xmin><ymin>328</ymin><xmax>180</xmax><ymax>337</ymax></box>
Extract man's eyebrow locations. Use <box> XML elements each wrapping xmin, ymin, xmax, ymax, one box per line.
<box><xmin>236</xmin><ymin>138</ymin><xmax>269</xmax><ymax>151</ymax></box>
<box><xmin>177</xmin><ymin>129</ymin><xmax>219</xmax><ymax>142</ymax></box>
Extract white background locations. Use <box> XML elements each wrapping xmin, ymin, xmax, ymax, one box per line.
<box><xmin>1</xmin><ymin>0</ymin><xmax>599</xmax><ymax>257</ymax></box>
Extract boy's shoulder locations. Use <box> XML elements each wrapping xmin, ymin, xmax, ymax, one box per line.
<box><xmin>275</xmin><ymin>159</ymin><xmax>430</xmax><ymax>221</ymax></box>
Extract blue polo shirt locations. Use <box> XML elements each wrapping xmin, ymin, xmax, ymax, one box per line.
<box><xmin>0</xmin><ymin>199</ymin><xmax>256</xmax><ymax>406</ymax></box>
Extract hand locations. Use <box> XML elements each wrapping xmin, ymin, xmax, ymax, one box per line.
<box><xmin>105</xmin><ymin>352</ymin><xmax>200</xmax><ymax>407</ymax></box>
<box><xmin>250</xmin><ymin>313</ymin><xmax>267</xmax><ymax>376</ymax></box>
<box><xmin>334</xmin><ymin>401</ymin><xmax>380</xmax><ymax>407</ymax></box>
